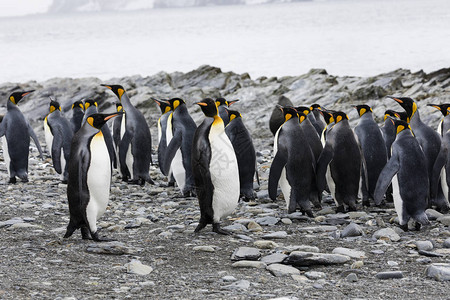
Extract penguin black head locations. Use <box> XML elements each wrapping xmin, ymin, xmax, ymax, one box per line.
<box><xmin>310</xmin><ymin>104</ymin><xmax>324</xmax><ymax>111</ymax></box>
<box><xmin>387</xmin><ymin>96</ymin><xmax>417</xmax><ymax>122</ymax></box>
<box><xmin>152</xmin><ymin>98</ymin><xmax>170</xmax><ymax>114</ymax></box>
<box><xmin>167</xmin><ymin>98</ymin><xmax>186</xmax><ymax>110</ymax></box>
<box><xmin>294</xmin><ymin>106</ymin><xmax>311</xmax><ymax>116</ymax></box>
<box><xmin>226</xmin><ymin>109</ymin><xmax>242</xmax><ymax>122</ymax></box>
<box><xmin>384</xmin><ymin>110</ymin><xmax>407</xmax><ymax>122</ymax></box>
<box><xmin>84</xmin><ymin>99</ymin><xmax>98</xmax><ymax>110</ymax></box>
<box><xmin>391</xmin><ymin>119</ymin><xmax>412</xmax><ymax>135</ymax></box>
<box><xmin>297</xmin><ymin>111</ymin><xmax>308</xmax><ymax>124</ymax></box>
<box><xmin>72</xmin><ymin>100</ymin><xmax>84</xmax><ymax>111</ymax></box>
<box><xmin>9</xmin><ymin>90</ymin><xmax>34</xmax><ymax>105</ymax></box>
<box><xmin>332</xmin><ymin>111</ymin><xmax>349</xmax><ymax>124</ymax></box>
<box><xmin>49</xmin><ymin>97</ymin><xmax>61</xmax><ymax>113</ymax></box>
<box><xmin>277</xmin><ymin>106</ymin><xmax>298</xmax><ymax>123</ymax></box>
<box><xmin>216</xmin><ymin>98</ymin><xmax>239</xmax><ymax>107</ymax></box>
<box><xmin>116</xmin><ymin>102</ymin><xmax>123</xmax><ymax>112</ymax></box>
<box><xmin>319</xmin><ymin>110</ymin><xmax>335</xmax><ymax>125</ymax></box>
<box><xmin>427</xmin><ymin>103</ymin><xmax>450</xmax><ymax>117</ymax></box>
<box><xmin>354</xmin><ymin>105</ymin><xmax>372</xmax><ymax>117</ymax></box>
<box><xmin>196</xmin><ymin>98</ymin><xmax>218</xmax><ymax>118</ymax></box>
<box><xmin>102</xmin><ymin>84</ymin><xmax>125</xmax><ymax>100</ymax></box>
<box><xmin>86</xmin><ymin>112</ymin><xmax>123</xmax><ymax>130</ymax></box>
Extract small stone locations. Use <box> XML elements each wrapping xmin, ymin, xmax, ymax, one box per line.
<box><xmin>304</xmin><ymin>271</ymin><xmax>326</xmax><ymax>280</ymax></box>
<box><xmin>281</xmin><ymin>218</ymin><xmax>292</xmax><ymax>225</ymax></box>
<box><xmin>267</xmin><ymin>264</ymin><xmax>300</xmax><ymax>277</ymax></box>
<box><xmin>86</xmin><ymin>241</ymin><xmax>137</xmax><ymax>255</ymax></box>
<box><xmin>443</xmin><ymin>238</ymin><xmax>450</xmax><ymax>248</ymax></box>
<box><xmin>313</xmin><ymin>283</ymin><xmax>323</xmax><ymax>289</ymax></box>
<box><xmin>262</xmin><ymin>231</ymin><xmax>288</xmax><ymax>239</ymax></box>
<box><xmin>425</xmin><ymin>263</ymin><xmax>450</xmax><ymax>281</ymax></box>
<box><xmin>255</xmin><ymin>216</ymin><xmax>279</xmax><ymax>226</ymax></box>
<box><xmin>222</xmin><ymin>280</ymin><xmax>251</xmax><ymax>291</ymax></box>
<box><xmin>232</xmin><ymin>261</ymin><xmax>267</xmax><ymax>269</ymax></box>
<box><xmin>347</xmin><ymin>211</ymin><xmax>368</xmax><ymax>219</ymax></box>
<box><xmin>341</xmin><ymin>223</ymin><xmax>364</xmax><ymax>238</ymax></box>
<box><xmin>415</xmin><ymin>241</ymin><xmax>433</xmax><ymax>251</ymax></box>
<box><xmin>222</xmin><ymin>275</ymin><xmax>237</xmax><ymax>282</ymax></box>
<box><xmin>332</xmin><ymin>247</ymin><xmax>366</xmax><ymax>259</ymax></box>
<box><xmin>437</xmin><ymin>216</ymin><xmax>450</xmax><ymax>226</ymax></box>
<box><xmin>435</xmin><ymin>248</ymin><xmax>450</xmax><ymax>255</ymax></box>
<box><xmin>125</xmin><ymin>259</ymin><xmax>153</xmax><ymax>275</ymax></box>
<box><xmin>7</xmin><ymin>223</ymin><xmax>38</xmax><ymax>230</ymax></box>
<box><xmin>193</xmin><ymin>246</ymin><xmax>215</xmax><ymax>252</ymax></box>
<box><xmin>425</xmin><ymin>209</ymin><xmax>444</xmax><ymax>220</ymax></box>
<box><xmin>286</xmin><ymin>245</ymin><xmax>320</xmax><ymax>253</ymax></box>
<box><xmin>231</xmin><ymin>247</ymin><xmax>261</xmax><ymax>261</ymax></box>
<box><xmin>375</xmin><ymin>271</ymin><xmax>403</xmax><ymax>279</ymax></box>
<box><xmin>291</xmin><ymin>274</ymin><xmax>309</xmax><ymax>282</ymax></box>
<box><xmin>285</xmin><ymin>251</ymin><xmax>350</xmax><ymax>266</ymax></box>
<box><xmin>286</xmin><ymin>212</ymin><xmax>310</xmax><ymax>221</ymax></box>
<box><xmin>371</xmin><ymin>250</ymin><xmax>384</xmax><ymax>255</ymax></box>
<box><xmin>261</xmin><ymin>253</ymin><xmax>288</xmax><ymax>265</ymax></box>
<box><xmin>418</xmin><ymin>250</ymin><xmax>443</xmax><ymax>257</ymax></box>
<box><xmin>222</xmin><ymin>223</ymin><xmax>247</xmax><ymax>232</ymax></box>
<box><xmin>247</xmin><ymin>221</ymin><xmax>263</xmax><ymax>232</ymax></box>
<box><xmin>298</xmin><ymin>226</ymin><xmax>338</xmax><ymax>233</ymax></box>
<box><xmin>253</xmin><ymin>240</ymin><xmax>278</xmax><ymax>249</ymax></box>
<box><xmin>158</xmin><ymin>231</ymin><xmax>172</xmax><ymax>238</ymax></box>
<box><xmin>387</xmin><ymin>261</ymin><xmax>399</xmax><ymax>267</ymax></box>
<box><xmin>351</xmin><ymin>261</ymin><xmax>364</xmax><ymax>269</ymax></box>
<box><xmin>416</xmin><ymin>257</ymin><xmax>432</xmax><ymax>264</ymax></box>
<box><xmin>373</xmin><ymin>228</ymin><xmax>401</xmax><ymax>242</ymax></box>
<box><xmin>317</xmin><ymin>207</ymin><xmax>334</xmax><ymax>215</ymax></box>
<box><xmin>314</xmin><ymin>216</ymin><xmax>326</xmax><ymax>222</ymax></box>
<box><xmin>346</xmin><ymin>273</ymin><xmax>358</xmax><ymax>282</ymax></box>
<box><xmin>167</xmin><ymin>224</ymin><xmax>185</xmax><ymax>231</ymax></box>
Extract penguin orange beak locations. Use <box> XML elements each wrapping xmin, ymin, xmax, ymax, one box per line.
<box><xmin>228</xmin><ymin>99</ymin><xmax>239</xmax><ymax>106</ymax></box>
<box><xmin>21</xmin><ymin>90</ymin><xmax>34</xmax><ymax>97</ymax></box>
<box><xmin>195</xmin><ymin>102</ymin><xmax>208</xmax><ymax>107</ymax></box>
<box><xmin>101</xmin><ymin>84</ymin><xmax>112</xmax><ymax>90</ymax></box>
<box><xmin>387</xmin><ymin>95</ymin><xmax>403</xmax><ymax>103</ymax></box>
<box><xmin>427</xmin><ymin>104</ymin><xmax>441</xmax><ymax>110</ymax></box>
<box><xmin>104</xmin><ymin>112</ymin><xmax>123</xmax><ymax>121</ymax></box>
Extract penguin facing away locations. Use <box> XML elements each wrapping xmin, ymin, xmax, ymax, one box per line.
<box><xmin>192</xmin><ymin>98</ymin><xmax>239</xmax><ymax>235</ymax></box>
<box><xmin>102</xmin><ymin>84</ymin><xmax>153</xmax><ymax>185</ymax></box>
<box><xmin>374</xmin><ymin>119</ymin><xmax>430</xmax><ymax>230</ymax></box>
<box><xmin>225</xmin><ymin>109</ymin><xmax>258</xmax><ymax>201</ymax></box>
<box><xmin>0</xmin><ymin>91</ymin><xmax>43</xmax><ymax>183</ymax></box>
<box><xmin>44</xmin><ymin>98</ymin><xmax>73</xmax><ymax>183</ymax></box>
<box><xmin>381</xmin><ymin>110</ymin><xmax>404</xmax><ymax>159</ymax></box>
<box><xmin>216</xmin><ymin>97</ymin><xmax>239</xmax><ymax>127</ymax></box>
<box><xmin>269</xmin><ymin>107</ymin><xmax>315</xmax><ymax>216</ymax></box>
<box><xmin>354</xmin><ymin>105</ymin><xmax>388</xmax><ymax>206</ymax></box>
<box><xmin>162</xmin><ymin>98</ymin><xmax>197</xmax><ymax>197</ymax></box>
<box><xmin>64</xmin><ymin>112</ymin><xmax>122</xmax><ymax>241</ymax></box>
<box><xmin>269</xmin><ymin>96</ymin><xmax>293</xmax><ymax>136</ymax></box>
<box><xmin>70</xmin><ymin>100</ymin><xmax>84</xmax><ymax>133</ymax></box>
<box><xmin>310</xmin><ymin>104</ymin><xmax>326</xmax><ymax>135</ymax></box>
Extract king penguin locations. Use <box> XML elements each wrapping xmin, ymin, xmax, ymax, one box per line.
<box><xmin>269</xmin><ymin>107</ymin><xmax>316</xmax><ymax>216</ymax></box>
<box><xmin>216</xmin><ymin>97</ymin><xmax>239</xmax><ymax>127</ymax></box>
<box><xmin>225</xmin><ymin>109</ymin><xmax>258</xmax><ymax>201</ymax></box>
<box><xmin>152</xmin><ymin>98</ymin><xmax>171</xmax><ymax>175</ymax></box>
<box><xmin>102</xmin><ymin>85</ymin><xmax>153</xmax><ymax>185</ymax></box>
<box><xmin>44</xmin><ymin>98</ymin><xmax>73</xmax><ymax>183</ymax></box>
<box><xmin>112</xmin><ymin>102</ymin><xmax>123</xmax><ymax>156</ymax></box>
<box><xmin>316</xmin><ymin>111</ymin><xmax>362</xmax><ymax>212</ymax></box>
<box><xmin>310</xmin><ymin>104</ymin><xmax>326</xmax><ymax>135</ymax></box>
<box><xmin>192</xmin><ymin>98</ymin><xmax>239</xmax><ymax>235</ymax></box>
<box><xmin>162</xmin><ymin>98</ymin><xmax>197</xmax><ymax>197</ymax></box>
<box><xmin>354</xmin><ymin>105</ymin><xmax>388</xmax><ymax>206</ymax></box>
<box><xmin>269</xmin><ymin>96</ymin><xmax>293</xmax><ymax>136</ymax></box>
<box><xmin>381</xmin><ymin>110</ymin><xmax>404</xmax><ymax>159</ymax></box>
<box><xmin>71</xmin><ymin>100</ymin><xmax>84</xmax><ymax>133</ymax></box>
<box><xmin>64</xmin><ymin>112</ymin><xmax>122</xmax><ymax>241</ymax></box>
<box><xmin>374</xmin><ymin>119</ymin><xmax>430</xmax><ymax>230</ymax></box>
<box><xmin>0</xmin><ymin>91</ymin><xmax>43</xmax><ymax>183</ymax></box>
<box><xmin>427</xmin><ymin>103</ymin><xmax>450</xmax><ymax>136</ymax></box>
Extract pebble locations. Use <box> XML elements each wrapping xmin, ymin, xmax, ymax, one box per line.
<box><xmin>341</xmin><ymin>223</ymin><xmax>364</xmax><ymax>238</ymax></box>
<box><xmin>437</xmin><ymin>216</ymin><xmax>450</xmax><ymax>226</ymax></box>
<box><xmin>425</xmin><ymin>209</ymin><xmax>444</xmax><ymax>220</ymax></box>
<box><xmin>8</xmin><ymin>223</ymin><xmax>38</xmax><ymax>230</ymax></box>
<box><xmin>193</xmin><ymin>246</ymin><xmax>215</xmax><ymax>252</ymax></box>
<box><xmin>317</xmin><ymin>207</ymin><xmax>334</xmax><ymax>215</ymax></box>
<box><xmin>285</xmin><ymin>212</ymin><xmax>310</xmax><ymax>221</ymax></box>
<box><xmin>418</xmin><ymin>250</ymin><xmax>443</xmax><ymax>257</ymax></box>
<box><xmin>222</xmin><ymin>280</ymin><xmax>251</xmax><ymax>291</ymax></box>
<box><xmin>425</xmin><ymin>263</ymin><xmax>450</xmax><ymax>281</ymax></box>
<box><xmin>286</xmin><ymin>245</ymin><xmax>320</xmax><ymax>253</ymax></box>
<box><xmin>304</xmin><ymin>271</ymin><xmax>326</xmax><ymax>280</ymax></box>
<box><xmin>371</xmin><ymin>250</ymin><xmax>384</xmax><ymax>255</ymax></box>
<box><xmin>346</xmin><ymin>273</ymin><xmax>358</xmax><ymax>282</ymax></box>
<box><xmin>158</xmin><ymin>231</ymin><xmax>173</xmax><ymax>238</ymax></box>
<box><xmin>347</xmin><ymin>211</ymin><xmax>368</xmax><ymax>219</ymax></box>
<box><xmin>375</xmin><ymin>271</ymin><xmax>404</xmax><ymax>279</ymax></box>
<box><xmin>232</xmin><ymin>261</ymin><xmax>267</xmax><ymax>269</ymax></box>
<box><xmin>387</xmin><ymin>261</ymin><xmax>399</xmax><ymax>267</ymax></box>
<box><xmin>262</xmin><ymin>231</ymin><xmax>288</xmax><ymax>239</ymax></box>
<box><xmin>298</xmin><ymin>226</ymin><xmax>338</xmax><ymax>233</ymax></box>
<box><xmin>260</xmin><ymin>253</ymin><xmax>288</xmax><ymax>265</ymax></box>
<box><xmin>373</xmin><ymin>228</ymin><xmax>401</xmax><ymax>242</ymax></box>
<box><xmin>285</xmin><ymin>251</ymin><xmax>350</xmax><ymax>266</ymax></box>
<box><xmin>255</xmin><ymin>216</ymin><xmax>279</xmax><ymax>226</ymax></box>
<box><xmin>266</xmin><ymin>264</ymin><xmax>300</xmax><ymax>277</ymax></box>
<box><xmin>125</xmin><ymin>259</ymin><xmax>153</xmax><ymax>275</ymax></box>
<box><xmin>416</xmin><ymin>257</ymin><xmax>432</xmax><ymax>264</ymax></box>
<box><xmin>222</xmin><ymin>223</ymin><xmax>247</xmax><ymax>232</ymax></box>
<box><xmin>351</xmin><ymin>261</ymin><xmax>364</xmax><ymax>269</ymax></box>
<box><xmin>231</xmin><ymin>247</ymin><xmax>261</xmax><ymax>261</ymax></box>
<box><xmin>281</xmin><ymin>218</ymin><xmax>292</xmax><ymax>225</ymax></box>
<box><xmin>332</xmin><ymin>247</ymin><xmax>366</xmax><ymax>259</ymax></box>
<box><xmin>85</xmin><ymin>242</ymin><xmax>137</xmax><ymax>255</ymax></box>
<box><xmin>254</xmin><ymin>240</ymin><xmax>279</xmax><ymax>249</ymax></box>
<box><xmin>291</xmin><ymin>275</ymin><xmax>309</xmax><ymax>283</ymax></box>
<box><xmin>414</xmin><ymin>240</ymin><xmax>433</xmax><ymax>251</ymax></box>
<box><xmin>221</xmin><ymin>275</ymin><xmax>237</xmax><ymax>282</ymax></box>
<box><xmin>247</xmin><ymin>221</ymin><xmax>263</xmax><ymax>232</ymax></box>
<box><xmin>0</xmin><ymin>217</ymin><xmax>24</xmax><ymax>228</ymax></box>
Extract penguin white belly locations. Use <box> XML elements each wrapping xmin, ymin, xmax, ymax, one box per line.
<box><xmin>166</xmin><ymin>113</ymin><xmax>174</xmax><ymax>179</ymax></box>
<box><xmin>172</xmin><ymin>149</ymin><xmax>185</xmax><ymax>192</ymax></box>
<box><xmin>279</xmin><ymin>167</ymin><xmax>291</xmax><ymax>209</ymax></box>
<box><xmin>392</xmin><ymin>174</ymin><xmax>404</xmax><ymax>224</ymax></box>
<box><xmin>326</xmin><ymin>164</ymin><xmax>337</xmax><ymax>205</ymax></box>
<box><xmin>86</xmin><ymin>133</ymin><xmax>111</xmax><ymax>233</ymax></box>
<box><xmin>1</xmin><ymin>137</ymin><xmax>10</xmax><ymax>176</ymax></box>
<box><xmin>441</xmin><ymin>168</ymin><xmax>448</xmax><ymax>202</ymax></box>
<box><xmin>120</xmin><ymin>114</ymin><xmax>134</xmax><ymax>178</ymax></box>
<box><xmin>157</xmin><ymin>118</ymin><xmax>162</xmax><ymax>142</ymax></box>
<box><xmin>209</xmin><ymin>129</ymin><xmax>239</xmax><ymax>222</ymax></box>
<box><xmin>44</xmin><ymin>119</ymin><xmax>54</xmax><ymax>156</ymax></box>
<box><xmin>60</xmin><ymin>148</ymin><xmax>66</xmax><ymax>180</ymax></box>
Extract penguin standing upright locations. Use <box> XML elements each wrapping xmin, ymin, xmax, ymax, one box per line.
<box><xmin>44</xmin><ymin>98</ymin><xmax>73</xmax><ymax>183</ymax></box>
<box><xmin>112</xmin><ymin>103</ymin><xmax>123</xmax><ymax>155</ymax></box>
<box><xmin>427</xmin><ymin>103</ymin><xmax>450</xmax><ymax>136</ymax></box>
<box><xmin>388</xmin><ymin>96</ymin><xmax>447</xmax><ymax>211</ymax></box>
<box><xmin>83</xmin><ymin>99</ymin><xmax>116</xmax><ymax>169</ymax></box>
<box><xmin>269</xmin><ymin>107</ymin><xmax>316</xmax><ymax>216</ymax></box>
<box><xmin>216</xmin><ymin>98</ymin><xmax>239</xmax><ymax>127</ymax></box>
<box><xmin>316</xmin><ymin>111</ymin><xmax>362</xmax><ymax>212</ymax></box>
<box><xmin>0</xmin><ymin>91</ymin><xmax>43</xmax><ymax>183</ymax></box>
<box><xmin>310</xmin><ymin>104</ymin><xmax>326</xmax><ymax>135</ymax></box>
<box><xmin>318</xmin><ymin>110</ymin><xmax>335</xmax><ymax>146</ymax></box>
<box><xmin>374</xmin><ymin>119</ymin><xmax>430</xmax><ymax>230</ymax></box>
<box><xmin>354</xmin><ymin>105</ymin><xmax>388</xmax><ymax>206</ymax></box>
<box><xmin>152</xmin><ymin>99</ymin><xmax>171</xmax><ymax>175</ymax></box>
<box><xmin>380</xmin><ymin>110</ymin><xmax>404</xmax><ymax>159</ymax></box>
<box><xmin>162</xmin><ymin>98</ymin><xmax>197</xmax><ymax>197</ymax></box>
<box><xmin>431</xmin><ymin>126</ymin><xmax>450</xmax><ymax>213</ymax></box>
<box><xmin>192</xmin><ymin>98</ymin><xmax>239</xmax><ymax>234</ymax></box>
<box><xmin>225</xmin><ymin>109</ymin><xmax>258</xmax><ymax>201</ymax></box>
<box><xmin>64</xmin><ymin>112</ymin><xmax>122</xmax><ymax>241</ymax></box>
<box><xmin>102</xmin><ymin>85</ymin><xmax>153</xmax><ymax>184</ymax></box>
<box><xmin>71</xmin><ymin>100</ymin><xmax>84</xmax><ymax>133</ymax></box>
<box><xmin>269</xmin><ymin>96</ymin><xmax>294</xmax><ymax>136</ymax></box>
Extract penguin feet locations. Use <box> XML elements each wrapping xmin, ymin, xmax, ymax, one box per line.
<box><xmin>303</xmin><ymin>210</ymin><xmax>314</xmax><ymax>218</ymax></box>
<box><xmin>362</xmin><ymin>199</ymin><xmax>371</xmax><ymax>207</ymax></box>
<box><xmin>414</xmin><ymin>222</ymin><xmax>422</xmax><ymax>231</ymax></box>
<box><xmin>194</xmin><ymin>221</ymin><xmax>207</xmax><ymax>233</ymax></box>
<box><xmin>212</xmin><ymin>223</ymin><xmax>231</xmax><ymax>235</ymax></box>
<box><xmin>91</xmin><ymin>231</ymin><xmax>114</xmax><ymax>242</ymax></box>
<box><xmin>183</xmin><ymin>190</ymin><xmax>196</xmax><ymax>198</ymax></box>
<box><xmin>399</xmin><ymin>223</ymin><xmax>409</xmax><ymax>232</ymax></box>
<box><xmin>336</xmin><ymin>205</ymin><xmax>346</xmax><ymax>213</ymax></box>
<box><xmin>8</xmin><ymin>177</ymin><xmax>16</xmax><ymax>184</ymax></box>
<box><xmin>81</xmin><ymin>227</ymin><xmax>92</xmax><ymax>240</ymax></box>
<box><xmin>167</xmin><ymin>181</ymin><xmax>175</xmax><ymax>187</ymax></box>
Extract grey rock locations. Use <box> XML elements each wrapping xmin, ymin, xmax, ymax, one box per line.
<box><xmin>261</xmin><ymin>253</ymin><xmax>288</xmax><ymax>265</ymax></box>
<box><xmin>86</xmin><ymin>242</ymin><xmax>137</xmax><ymax>255</ymax></box>
<box><xmin>0</xmin><ymin>217</ymin><xmax>24</xmax><ymax>228</ymax></box>
<box><xmin>266</xmin><ymin>263</ymin><xmax>300</xmax><ymax>277</ymax></box>
<box><xmin>375</xmin><ymin>271</ymin><xmax>404</xmax><ymax>279</ymax></box>
<box><xmin>222</xmin><ymin>223</ymin><xmax>247</xmax><ymax>232</ymax></box>
<box><xmin>346</xmin><ymin>273</ymin><xmax>358</xmax><ymax>282</ymax></box>
<box><xmin>437</xmin><ymin>216</ymin><xmax>450</xmax><ymax>226</ymax></box>
<box><xmin>332</xmin><ymin>247</ymin><xmax>366</xmax><ymax>259</ymax></box>
<box><xmin>231</xmin><ymin>247</ymin><xmax>261</xmax><ymax>261</ymax></box>
<box><xmin>317</xmin><ymin>207</ymin><xmax>335</xmax><ymax>215</ymax></box>
<box><xmin>221</xmin><ymin>275</ymin><xmax>237</xmax><ymax>282</ymax></box>
<box><xmin>373</xmin><ymin>228</ymin><xmax>401</xmax><ymax>242</ymax></box>
<box><xmin>371</xmin><ymin>250</ymin><xmax>384</xmax><ymax>255</ymax></box>
<box><xmin>232</xmin><ymin>260</ymin><xmax>267</xmax><ymax>269</ymax></box>
<box><xmin>416</xmin><ymin>257</ymin><xmax>432</xmax><ymax>264</ymax></box>
<box><xmin>347</xmin><ymin>211</ymin><xmax>368</xmax><ymax>219</ymax></box>
<box><xmin>193</xmin><ymin>246</ymin><xmax>215</xmax><ymax>252</ymax></box>
<box><xmin>125</xmin><ymin>259</ymin><xmax>153</xmax><ymax>275</ymax></box>
<box><xmin>298</xmin><ymin>226</ymin><xmax>338</xmax><ymax>233</ymax></box>
<box><xmin>414</xmin><ymin>241</ymin><xmax>433</xmax><ymax>251</ymax></box>
<box><xmin>425</xmin><ymin>209</ymin><xmax>444</xmax><ymax>220</ymax></box>
<box><xmin>285</xmin><ymin>251</ymin><xmax>350</xmax><ymax>266</ymax></box>
<box><xmin>304</xmin><ymin>271</ymin><xmax>326</xmax><ymax>280</ymax></box>
<box><xmin>286</xmin><ymin>212</ymin><xmax>310</xmax><ymax>221</ymax></box>
<box><xmin>255</xmin><ymin>216</ymin><xmax>279</xmax><ymax>226</ymax></box>
<box><xmin>418</xmin><ymin>250</ymin><xmax>443</xmax><ymax>257</ymax></box>
<box><xmin>444</xmin><ymin>238</ymin><xmax>450</xmax><ymax>248</ymax></box>
<box><xmin>425</xmin><ymin>263</ymin><xmax>450</xmax><ymax>281</ymax></box>
<box><xmin>222</xmin><ymin>279</ymin><xmax>251</xmax><ymax>291</ymax></box>
<box><xmin>262</xmin><ymin>231</ymin><xmax>288</xmax><ymax>239</ymax></box>
<box><xmin>253</xmin><ymin>240</ymin><xmax>279</xmax><ymax>249</ymax></box>
<box><xmin>341</xmin><ymin>222</ymin><xmax>364</xmax><ymax>238</ymax></box>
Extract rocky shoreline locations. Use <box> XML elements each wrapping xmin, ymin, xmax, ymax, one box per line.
<box><xmin>0</xmin><ymin>65</ymin><xmax>449</xmax><ymax>299</ymax></box>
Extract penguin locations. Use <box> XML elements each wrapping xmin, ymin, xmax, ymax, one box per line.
<box><xmin>112</xmin><ymin>102</ymin><xmax>123</xmax><ymax>155</ymax></box>
<box><xmin>310</xmin><ymin>104</ymin><xmax>326</xmax><ymax>135</ymax></box>
<box><xmin>71</xmin><ymin>100</ymin><xmax>84</xmax><ymax>133</ymax></box>
<box><xmin>380</xmin><ymin>110</ymin><xmax>405</xmax><ymax>159</ymax></box>
<box><xmin>430</xmin><ymin>125</ymin><xmax>450</xmax><ymax>213</ymax></box>
<box><xmin>225</xmin><ymin>109</ymin><xmax>258</xmax><ymax>201</ymax></box>
<box><xmin>64</xmin><ymin>112</ymin><xmax>122</xmax><ymax>241</ymax></box>
<box><xmin>269</xmin><ymin>107</ymin><xmax>316</xmax><ymax>216</ymax></box>
<box><xmin>152</xmin><ymin>99</ymin><xmax>171</xmax><ymax>175</ymax></box>
<box><xmin>0</xmin><ymin>91</ymin><xmax>43</xmax><ymax>183</ymax></box>
<box><xmin>269</xmin><ymin>95</ymin><xmax>293</xmax><ymax>136</ymax></box>
<box><xmin>216</xmin><ymin>97</ymin><xmax>239</xmax><ymax>127</ymax></box>
<box><xmin>162</xmin><ymin>98</ymin><xmax>197</xmax><ymax>197</ymax></box>
<box><xmin>83</xmin><ymin>99</ymin><xmax>117</xmax><ymax>169</ymax></box>
<box><xmin>102</xmin><ymin>85</ymin><xmax>153</xmax><ymax>185</ymax></box>
<box><xmin>354</xmin><ymin>105</ymin><xmax>388</xmax><ymax>206</ymax></box>
<box><xmin>44</xmin><ymin>98</ymin><xmax>73</xmax><ymax>183</ymax></box>
<box><xmin>388</xmin><ymin>96</ymin><xmax>447</xmax><ymax>211</ymax></box>
<box><xmin>318</xmin><ymin>110</ymin><xmax>335</xmax><ymax>146</ymax></box>
<box><xmin>316</xmin><ymin>111</ymin><xmax>361</xmax><ymax>212</ymax></box>
<box><xmin>192</xmin><ymin>98</ymin><xmax>239</xmax><ymax>235</ymax></box>
<box><xmin>374</xmin><ymin>119</ymin><xmax>430</xmax><ymax>230</ymax></box>
<box><xmin>427</xmin><ymin>103</ymin><xmax>450</xmax><ymax>136</ymax></box>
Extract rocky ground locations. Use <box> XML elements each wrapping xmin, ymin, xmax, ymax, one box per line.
<box><xmin>0</xmin><ymin>66</ymin><xmax>450</xmax><ymax>299</ymax></box>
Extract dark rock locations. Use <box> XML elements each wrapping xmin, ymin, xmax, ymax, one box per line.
<box><xmin>375</xmin><ymin>271</ymin><xmax>404</xmax><ymax>279</ymax></box>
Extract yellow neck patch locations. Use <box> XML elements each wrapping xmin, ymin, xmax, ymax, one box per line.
<box><xmin>336</xmin><ymin>115</ymin><xmax>343</xmax><ymax>123</ymax></box>
<box><xmin>396</xmin><ymin>125</ymin><xmax>405</xmax><ymax>134</ymax></box>
<box><xmin>285</xmin><ymin>113</ymin><xmax>292</xmax><ymax>122</ymax></box>
<box><xmin>9</xmin><ymin>96</ymin><xmax>16</xmax><ymax>104</ymax></box>
<box><xmin>87</xmin><ymin>117</ymin><xmax>94</xmax><ymax>127</ymax></box>
<box><xmin>118</xmin><ymin>88</ymin><xmax>124</xmax><ymax>99</ymax></box>
<box><xmin>173</xmin><ymin>100</ymin><xmax>180</xmax><ymax>109</ymax></box>
<box><xmin>303</xmin><ymin>110</ymin><xmax>309</xmax><ymax>115</ymax></box>
<box><xmin>299</xmin><ymin>115</ymin><xmax>306</xmax><ymax>123</ymax></box>
<box><xmin>212</xmin><ymin>115</ymin><xmax>223</xmax><ymax>126</ymax></box>
<box><xmin>50</xmin><ymin>106</ymin><xmax>56</xmax><ymax>113</ymax></box>
<box><xmin>359</xmin><ymin>108</ymin><xmax>366</xmax><ymax>117</ymax></box>
<box><xmin>164</xmin><ymin>106</ymin><xmax>170</xmax><ymax>114</ymax></box>
<box><xmin>229</xmin><ymin>114</ymin><xmax>236</xmax><ymax>122</ymax></box>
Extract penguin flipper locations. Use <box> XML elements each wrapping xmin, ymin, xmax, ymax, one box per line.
<box><xmin>316</xmin><ymin>143</ymin><xmax>334</xmax><ymax>193</ymax></box>
<box><xmin>431</xmin><ymin>145</ymin><xmax>447</xmax><ymax>199</ymax></box>
<box><xmin>162</xmin><ymin>130</ymin><xmax>182</xmax><ymax>176</ymax></box>
<box><xmin>268</xmin><ymin>151</ymin><xmax>287</xmax><ymax>200</ymax></box>
<box><xmin>28</xmin><ymin>123</ymin><xmax>43</xmax><ymax>159</ymax></box>
<box><xmin>373</xmin><ymin>154</ymin><xmax>400</xmax><ymax>205</ymax></box>
<box><xmin>51</xmin><ymin>132</ymin><xmax>63</xmax><ymax>174</ymax></box>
